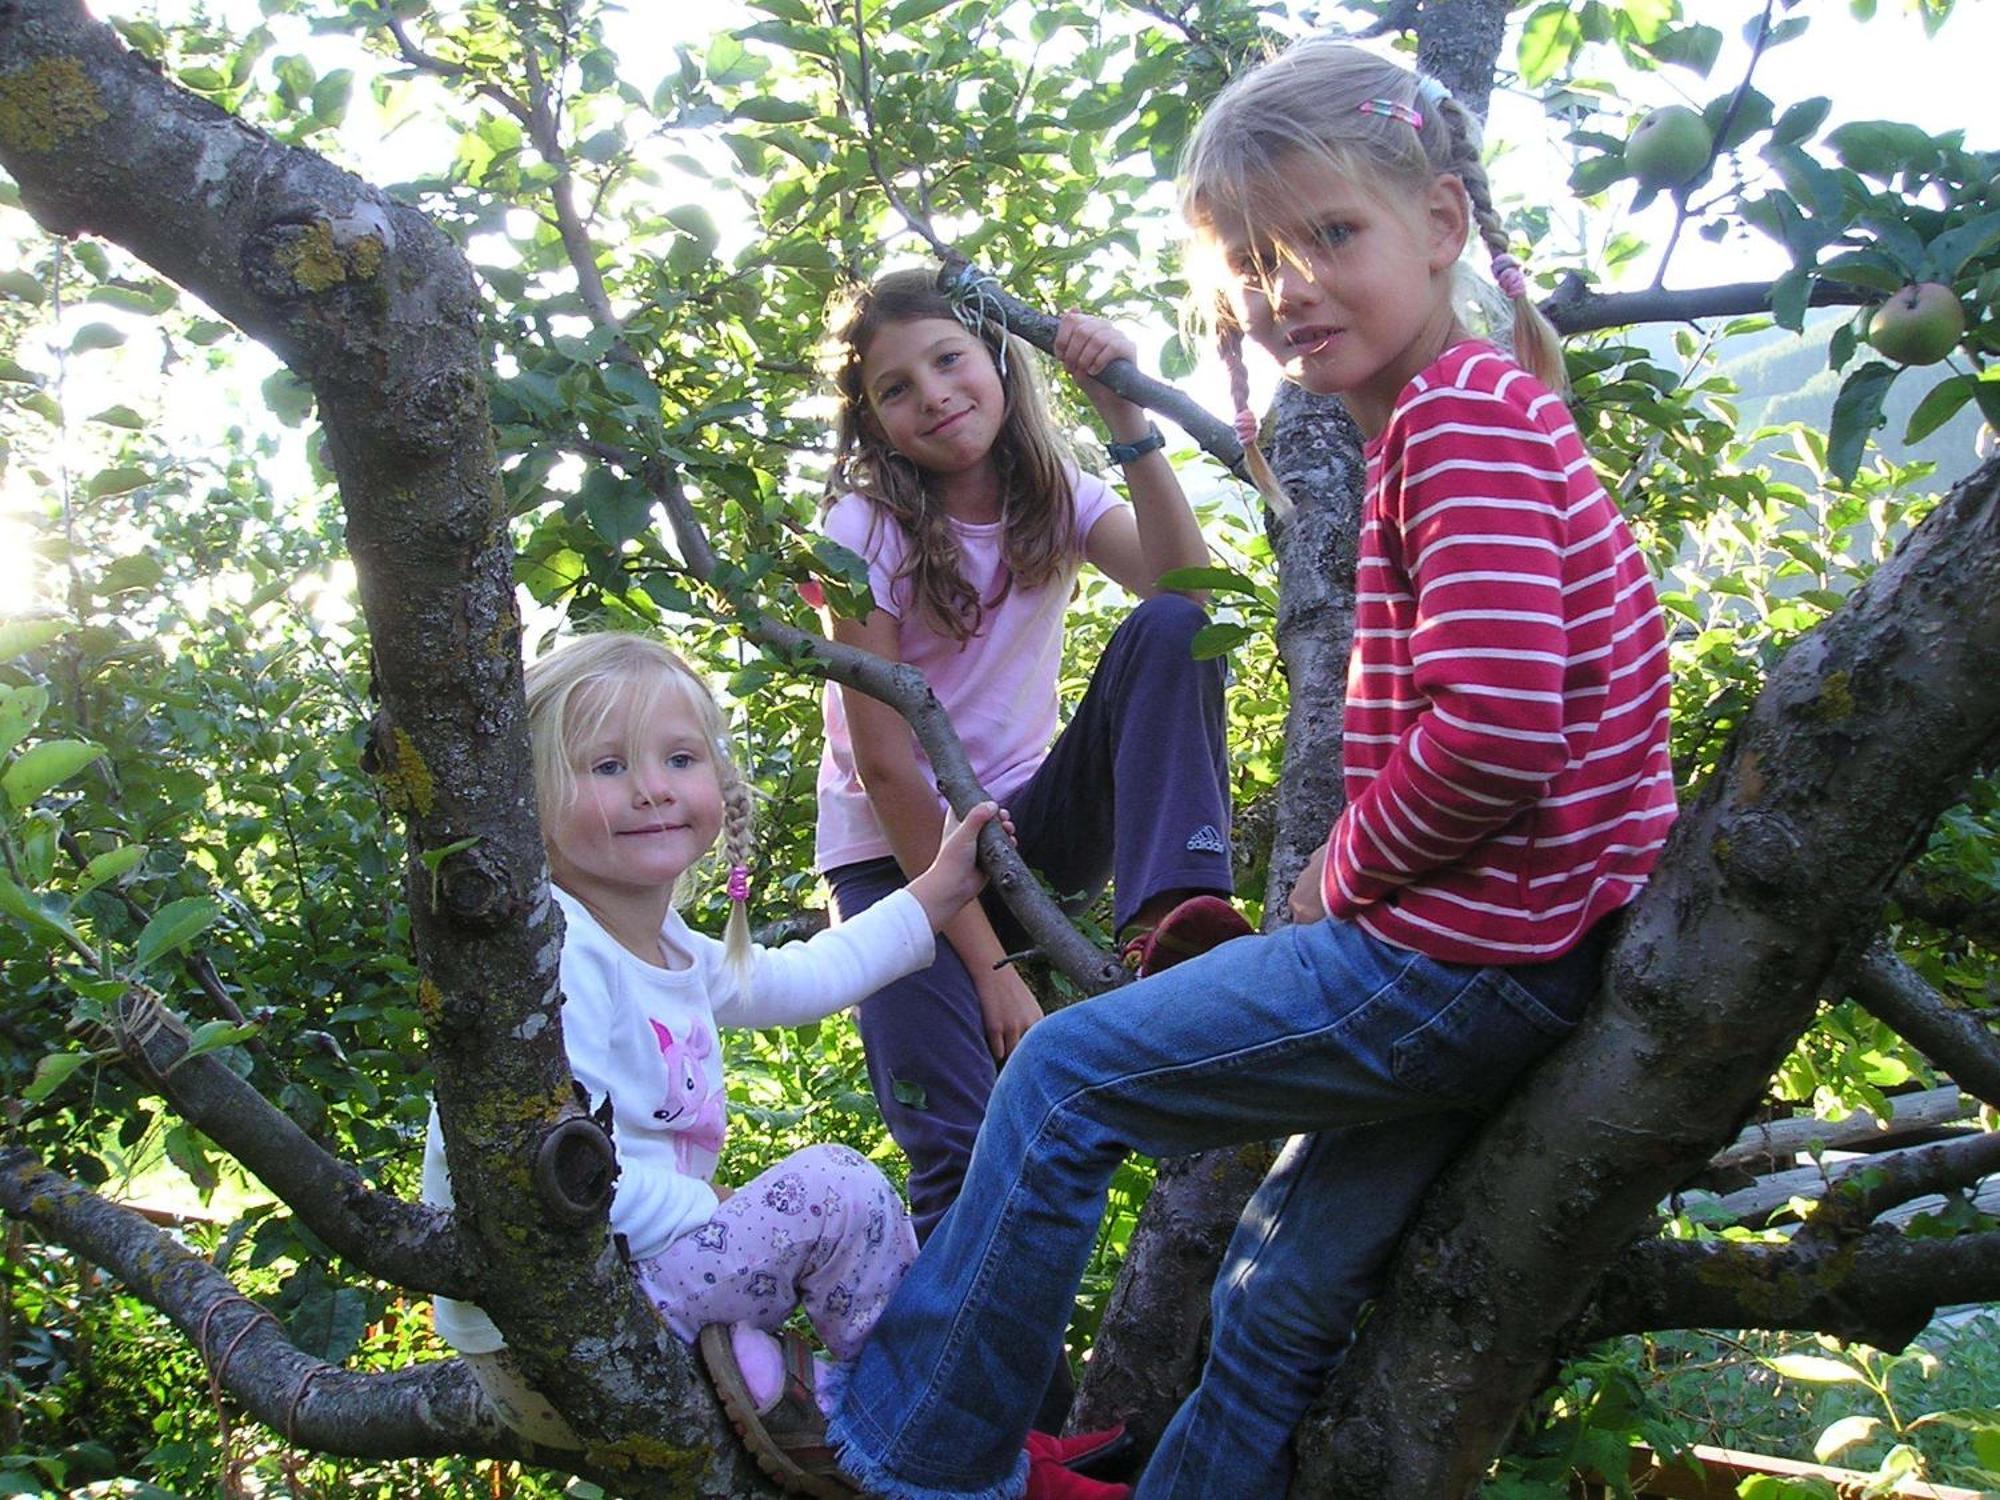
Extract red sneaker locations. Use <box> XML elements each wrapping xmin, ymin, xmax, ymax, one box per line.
<box><xmin>1120</xmin><ymin>895</ymin><xmax>1253</xmax><ymax>977</ymax></box>
<box><xmin>1026</xmin><ymin>1423</ymin><xmax>1129</xmax><ymax>1469</ymax></box>
<box><xmin>1026</xmin><ymin>1449</ymin><xmax>1132</xmax><ymax>1500</ymax></box>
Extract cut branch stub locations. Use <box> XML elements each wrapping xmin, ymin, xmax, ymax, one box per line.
<box><xmin>534</xmin><ymin>1116</ymin><xmax>619</xmax><ymax>1227</ymax></box>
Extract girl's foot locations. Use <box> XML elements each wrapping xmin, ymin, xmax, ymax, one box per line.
<box><xmin>1120</xmin><ymin>895</ymin><xmax>1253</xmax><ymax>976</ymax></box>
<box><xmin>1028</xmin><ymin>1423</ymin><xmax>1135</xmax><ymax>1480</ymax></box>
<box><xmin>1026</xmin><ymin>1449</ymin><xmax>1133</xmax><ymax>1499</ymax></box>
<box><xmin>698</xmin><ymin>1324</ymin><xmax>856</xmax><ymax>1499</ymax></box>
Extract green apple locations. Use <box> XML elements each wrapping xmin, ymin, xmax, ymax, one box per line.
<box><xmin>1625</xmin><ymin>105</ymin><xmax>1714</xmax><ymax>191</ymax></box>
<box><xmin>1867</xmin><ymin>283</ymin><xmax>1966</xmax><ymax>366</ymax></box>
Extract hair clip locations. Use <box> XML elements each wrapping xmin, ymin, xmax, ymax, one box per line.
<box><xmin>1489</xmin><ymin>252</ymin><xmax>1529</xmax><ymax>300</ymax></box>
<box><xmin>1357</xmin><ymin>97</ymin><xmax>1423</xmax><ymax>129</ymax></box>
<box><xmin>727</xmin><ymin>864</ymin><xmax>750</xmax><ymax>904</ymax></box>
<box><xmin>1414</xmin><ymin>74</ymin><xmax>1451</xmax><ymax>113</ymax></box>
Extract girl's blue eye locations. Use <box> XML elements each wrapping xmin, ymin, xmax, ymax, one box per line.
<box><xmin>1314</xmin><ymin>222</ymin><xmax>1352</xmax><ymax>248</ymax></box>
<box><xmin>937</xmin><ymin>350</ymin><xmax>961</xmax><ymax>368</ymax></box>
<box><xmin>591</xmin><ymin>757</ymin><xmax>625</xmax><ymax>776</ymax></box>
<box><xmin>879</xmin><ymin>380</ymin><xmax>907</xmax><ymax>401</ymax></box>
<box><xmin>667</xmin><ymin>751</ymin><xmax>697</xmax><ymax>769</ymax></box>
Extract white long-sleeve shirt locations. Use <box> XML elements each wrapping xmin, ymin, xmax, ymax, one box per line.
<box><xmin>422</xmin><ymin>882</ymin><xmax>934</xmax><ymax>1353</ymax></box>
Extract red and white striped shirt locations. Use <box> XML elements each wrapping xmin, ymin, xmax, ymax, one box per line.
<box><xmin>1322</xmin><ymin>341</ymin><xmax>1677</xmax><ymax>966</ymax></box>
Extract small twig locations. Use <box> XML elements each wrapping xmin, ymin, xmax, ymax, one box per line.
<box><xmin>375</xmin><ymin>8</ymin><xmax>532</xmax><ymax>128</ymax></box>
<box><xmin>1650</xmin><ymin>0</ymin><xmax>1774</xmax><ymax>290</ymax></box>
<box><xmin>850</xmin><ymin>0</ymin><xmax>948</xmax><ymax>256</ymax></box>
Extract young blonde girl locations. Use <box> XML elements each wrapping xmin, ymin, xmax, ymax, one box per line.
<box><xmin>826</xmin><ymin>40</ymin><xmax>1677</xmax><ymax>1500</ymax></box>
<box><xmin>815</xmin><ymin>271</ymin><xmax>1250</xmax><ymax>1262</ymax></box>
<box><xmin>421</xmin><ymin>633</ymin><xmax>1003</xmax><ymax>1496</ymax></box>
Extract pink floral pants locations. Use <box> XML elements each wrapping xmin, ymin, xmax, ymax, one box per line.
<box><xmin>632</xmin><ymin>1142</ymin><xmax>918</xmax><ymax>1362</ymax></box>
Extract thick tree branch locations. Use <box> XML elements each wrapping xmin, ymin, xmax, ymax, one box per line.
<box><xmin>0</xmin><ymin>1148</ymin><xmax>532</xmax><ymax>1461</ymax></box>
<box><xmin>111</xmin><ymin>989</ymin><xmax>478</xmax><ymax>1300</ymax></box>
<box><xmin>1581</xmin><ymin>1227</ymin><xmax>2000</xmax><ymax>1350</ymax></box>
<box><xmin>1303</xmin><ymin>454</ymin><xmax>2000</xmax><ymax>1497</ymax></box>
<box><xmin>1851</xmin><ymin>942</ymin><xmax>2000</xmax><ymax>1109</ymax></box>
<box><xmin>1542</xmin><ymin>272</ymin><xmax>1872</xmax><ymax>336</ymax></box>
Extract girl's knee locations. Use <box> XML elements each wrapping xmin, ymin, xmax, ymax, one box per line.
<box><xmin>1125</xmin><ymin>591</ymin><xmax>1207</xmax><ymax>646</ymax></box>
<box><xmin>788</xmin><ymin>1141</ymin><xmax>893</xmax><ymax>1194</ymax></box>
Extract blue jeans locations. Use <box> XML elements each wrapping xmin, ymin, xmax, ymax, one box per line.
<box><xmin>828</xmin><ymin>915</ymin><xmax>1608</xmax><ymax>1500</ymax></box>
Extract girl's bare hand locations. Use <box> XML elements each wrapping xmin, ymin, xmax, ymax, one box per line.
<box><xmin>1055</xmin><ymin>310</ymin><xmax>1144</xmax><ymax>423</ymax></box>
<box><xmin>907</xmin><ymin>801</ymin><xmax>1009</xmax><ymax>929</ymax></box>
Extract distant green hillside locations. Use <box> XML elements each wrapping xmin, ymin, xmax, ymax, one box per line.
<box><xmin>1625</xmin><ymin>313</ymin><xmax>1985</xmax><ymax>490</ymax></box>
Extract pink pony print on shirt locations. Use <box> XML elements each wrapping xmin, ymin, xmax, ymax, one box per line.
<box><xmin>649</xmin><ymin>1018</ymin><xmax>726</xmax><ymax>1168</ymax></box>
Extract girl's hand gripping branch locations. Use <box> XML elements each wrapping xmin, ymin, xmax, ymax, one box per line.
<box><xmin>1054</xmin><ymin>310</ymin><xmax>1147</xmax><ymax>428</ymax></box>
<box><xmin>904</xmin><ymin>800</ymin><xmax>1012</xmax><ymax>933</ymax></box>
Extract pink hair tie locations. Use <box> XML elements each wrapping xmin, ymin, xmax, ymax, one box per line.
<box><xmin>727</xmin><ymin>864</ymin><xmax>750</xmax><ymax>904</ymax></box>
<box><xmin>1233</xmin><ymin>409</ymin><xmax>1260</xmax><ymax>447</ymax></box>
<box><xmin>1491</xmin><ymin>253</ymin><xmax>1529</xmax><ymax>300</ymax></box>
<box><xmin>1357</xmin><ymin>98</ymin><xmax>1422</xmax><ymax>129</ymax></box>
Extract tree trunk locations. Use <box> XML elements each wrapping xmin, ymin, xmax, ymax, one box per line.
<box><xmin>0</xmin><ymin>4</ymin><xmax>773</xmax><ymax>1489</ymax></box>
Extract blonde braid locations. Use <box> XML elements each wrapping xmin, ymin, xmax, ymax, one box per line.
<box><xmin>1435</xmin><ymin>94</ymin><xmax>1566</xmax><ymax>393</ymax></box>
<box><xmin>719</xmin><ymin>759</ymin><xmax>756</xmax><ymax>980</ymax></box>
<box><xmin>1219</xmin><ymin>321</ymin><xmax>1295</xmax><ymax>522</ymax></box>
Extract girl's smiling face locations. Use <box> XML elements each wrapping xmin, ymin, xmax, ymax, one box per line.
<box><xmin>546</xmin><ymin>678</ymin><xmax>724</xmax><ymax>916</ymax></box>
<box><xmin>859</xmin><ymin>316</ymin><xmax>1007</xmax><ymax>490</ymax></box>
<box><xmin>1211</xmin><ymin>157</ymin><xmax>1468</xmax><ymax>436</ymax></box>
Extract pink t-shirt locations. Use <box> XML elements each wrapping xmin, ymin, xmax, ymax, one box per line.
<box><xmin>815</xmin><ymin>473</ymin><xmax>1126</xmax><ymax>872</ymax></box>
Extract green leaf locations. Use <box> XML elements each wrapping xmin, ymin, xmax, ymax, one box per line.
<box><xmin>0</xmin><ymin>270</ymin><xmax>45</xmax><ymax>304</ymax></box>
<box><xmin>0</xmin><ymin>619</ymin><xmax>68</xmax><ymax>661</ymax></box>
<box><xmin>1771</xmin><ymin>97</ymin><xmax>1832</xmax><ymax>146</ymax></box>
<box><xmin>732</xmin><ymin>97</ymin><xmax>816</xmax><ymax>124</ymax></box>
<box><xmin>22</xmin><ymin>1051</ymin><xmax>88</xmax><ymax>1104</ymax></box>
<box><xmin>1826</xmin><ymin>361</ymin><xmax>1896</xmax><ymax>485</ymax></box>
<box><xmin>75</xmin><ymin>844</ymin><xmax>148</xmax><ymax>898</ymax></box>
<box><xmin>261</xmin><ymin>367</ymin><xmax>316</xmax><ymax>427</ymax></box>
<box><xmin>890</xmin><ymin>1078</ymin><xmax>928</xmax><ymax>1109</ymax></box>
<box><xmin>4</xmin><ymin>739</ymin><xmax>106</xmax><ymax>807</ymax></box>
<box><xmin>0</xmin><ymin>686</ymin><xmax>48</xmax><ymax>760</ymax></box>
<box><xmin>1156</xmin><ymin>565</ymin><xmax>1263</xmax><ymax>597</ymax></box>
<box><xmin>101</xmin><ymin>553</ymin><xmax>166</xmax><ymax>595</ymax></box>
<box><xmin>88</xmin><ymin>404</ymin><xmax>147</xmax><ymax>429</ymax></box>
<box><xmin>85</xmin><ymin>465</ymin><xmax>153</xmax><ymax>498</ymax></box>
<box><xmin>1190</xmin><ymin>621</ymin><xmax>1252</xmax><ymax>660</ymax></box>
<box><xmin>135</xmin><ymin>896</ymin><xmax>222</xmax><ymax>969</ymax></box>
<box><xmin>69</xmin><ymin>322</ymin><xmax>126</xmax><ymax>353</ymax></box>
<box><xmin>1520</xmin><ymin>2</ymin><xmax>1584</xmax><ymax>82</ymax></box>
<box><xmin>181</xmin><ymin>1019</ymin><xmax>260</xmax><ymax>1061</ymax></box>
<box><xmin>0</xmin><ymin>875</ymin><xmax>83</xmax><ymax>948</ymax></box>
<box><xmin>1813</xmin><ymin>1413</ymin><xmax>1880</xmax><ymax>1461</ymax></box>
<box><xmin>1904</xmin><ymin>375</ymin><xmax>1975</xmax><ymax>444</ymax></box>
<box><xmin>1767</xmin><ymin>1353</ymin><xmax>1868</xmax><ymax>1384</ymax></box>
<box><xmin>1925</xmin><ymin>209</ymin><xmax>2000</xmax><ymax>281</ymax></box>
<box><xmin>285</xmin><ymin>1282</ymin><xmax>370</xmax><ymax>1363</ymax></box>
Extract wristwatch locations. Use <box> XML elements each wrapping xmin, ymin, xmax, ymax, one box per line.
<box><xmin>1106</xmin><ymin>422</ymin><xmax>1165</xmax><ymax>465</ymax></box>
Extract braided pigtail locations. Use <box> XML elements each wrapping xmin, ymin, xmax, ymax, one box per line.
<box><xmin>719</xmin><ymin>757</ymin><xmax>755</xmax><ymax>983</ymax></box>
<box><xmin>1435</xmin><ymin>93</ymin><xmax>1566</xmax><ymax>394</ymax></box>
<box><xmin>1219</xmin><ymin>320</ymin><xmax>1296</xmax><ymax>522</ymax></box>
